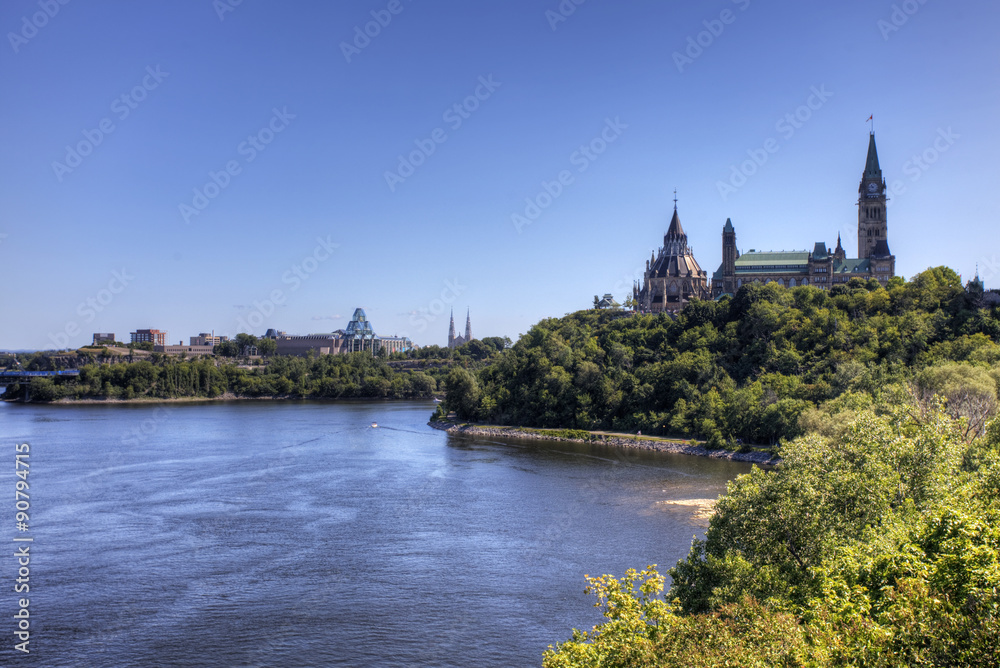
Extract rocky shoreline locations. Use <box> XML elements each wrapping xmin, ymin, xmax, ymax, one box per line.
<box><xmin>427</xmin><ymin>421</ymin><xmax>780</xmax><ymax>465</ymax></box>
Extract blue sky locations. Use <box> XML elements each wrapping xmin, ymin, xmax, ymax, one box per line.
<box><xmin>1</xmin><ymin>0</ymin><xmax>998</xmax><ymax>350</ymax></box>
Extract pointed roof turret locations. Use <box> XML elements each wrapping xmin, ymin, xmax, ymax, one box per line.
<box><xmin>666</xmin><ymin>207</ymin><xmax>686</xmax><ymax>239</ymax></box>
<box><xmin>723</xmin><ymin>218</ymin><xmax>734</xmax><ymax>233</ymax></box>
<box><xmin>864</xmin><ymin>132</ymin><xmax>882</xmax><ymax>179</ymax></box>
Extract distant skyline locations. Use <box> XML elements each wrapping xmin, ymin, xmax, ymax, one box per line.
<box><xmin>2</xmin><ymin>0</ymin><xmax>998</xmax><ymax>350</ymax></box>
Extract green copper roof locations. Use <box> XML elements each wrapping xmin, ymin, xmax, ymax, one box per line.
<box><xmin>834</xmin><ymin>258</ymin><xmax>871</xmax><ymax>273</ymax></box>
<box><xmin>734</xmin><ymin>251</ymin><xmax>810</xmax><ymax>274</ymax></box>
<box><xmin>864</xmin><ymin>133</ymin><xmax>881</xmax><ymax>179</ymax></box>
<box><xmin>735</xmin><ymin>251</ymin><xmax>810</xmax><ymax>266</ymax></box>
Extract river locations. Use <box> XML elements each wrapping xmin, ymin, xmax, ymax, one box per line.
<box><xmin>0</xmin><ymin>399</ymin><xmax>750</xmax><ymax>667</ymax></box>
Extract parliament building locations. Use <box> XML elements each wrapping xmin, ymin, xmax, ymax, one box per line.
<box><xmin>634</xmin><ymin>132</ymin><xmax>896</xmax><ymax>313</ymax></box>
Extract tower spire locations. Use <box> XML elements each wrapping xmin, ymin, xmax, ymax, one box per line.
<box><xmin>864</xmin><ymin>132</ymin><xmax>882</xmax><ymax>179</ymax></box>
<box><xmin>858</xmin><ymin>132</ymin><xmax>887</xmax><ymax>260</ymax></box>
<box><xmin>448</xmin><ymin>309</ymin><xmax>456</xmax><ymax>348</ymax></box>
<box><xmin>673</xmin><ymin>188</ymin><xmax>678</xmax><ymax>211</ymax></box>
<box><xmin>464</xmin><ymin>308</ymin><xmax>472</xmax><ymax>342</ymax></box>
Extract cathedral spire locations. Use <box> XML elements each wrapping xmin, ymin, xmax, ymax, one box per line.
<box><xmin>464</xmin><ymin>308</ymin><xmax>472</xmax><ymax>342</ymax></box>
<box><xmin>448</xmin><ymin>309</ymin><xmax>456</xmax><ymax>348</ymax></box>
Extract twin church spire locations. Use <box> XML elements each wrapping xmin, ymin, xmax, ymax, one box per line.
<box><xmin>447</xmin><ymin>308</ymin><xmax>473</xmax><ymax>349</ymax></box>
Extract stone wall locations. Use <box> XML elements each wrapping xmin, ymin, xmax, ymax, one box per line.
<box><xmin>428</xmin><ymin>421</ymin><xmax>779</xmax><ymax>465</ymax></box>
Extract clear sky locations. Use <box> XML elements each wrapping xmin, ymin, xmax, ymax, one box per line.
<box><xmin>1</xmin><ymin>0</ymin><xmax>998</xmax><ymax>350</ymax></box>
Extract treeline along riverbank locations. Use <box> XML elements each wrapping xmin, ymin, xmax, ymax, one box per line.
<box><xmin>1</xmin><ymin>352</ymin><xmax>450</xmax><ymax>402</ymax></box>
<box><xmin>440</xmin><ymin>268</ymin><xmax>1000</xmax><ymax>451</ymax></box>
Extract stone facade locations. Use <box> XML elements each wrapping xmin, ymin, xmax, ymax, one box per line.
<box><xmin>633</xmin><ymin>205</ymin><xmax>710</xmax><ymax>313</ymax></box>
<box><xmin>274</xmin><ymin>308</ymin><xmax>412</xmax><ymax>357</ymax></box>
<box><xmin>712</xmin><ymin>133</ymin><xmax>896</xmax><ymax>296</ymax></box>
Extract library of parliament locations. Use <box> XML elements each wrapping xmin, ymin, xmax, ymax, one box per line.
<box><xmin>634</xmin><ymin>132</ymin><xmax>896</xmax><ymax>313</ymax></box>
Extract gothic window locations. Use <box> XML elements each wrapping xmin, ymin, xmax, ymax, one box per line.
<box><xmin>802</xmin><ymin>278</ymin><xmax>808</xmax><ymax>286</ymax></box>
<box><xmin>789</xmin><ymin>278</ymin><xmax>796</xmax><ymax>287</ymax></box>
<box><xmin>737</xmin><ymin>279</ymin><xmax>743</xmax><ymax>288</ymax></box>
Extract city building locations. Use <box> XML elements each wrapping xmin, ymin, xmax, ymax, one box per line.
<box><xmin>92</xmin><ymin>333</ymin><xmax>115</xmax><ymax>345</ymax></box>
<box><xmin>633</xmin><ymin>199</ymin><xmax>711</xmax><ymax>314</ymax></box>
<box><xmin>711</xmin><ymin>132</ymin><xmax>896</xmax><ymax>296</ymax></box>
<box><xmin>274</xmin><ymin>308</ymin><xmax>413</xmax><ymax>357</ymax></box>
<box><xmin>154</xmin><ymin>343</ymin><xmax>216</xmax><ymax>356</ymax></box>
<box><xmin>131</xmin><ymin>329</ymin><xmax>168</xmax><ymax>345</ymax></box>
<box><xmin>595</xmin><ymin>294</ymin><xmax>620</xmax><ymax>309</ymax></box>
<box><xmin>190</xmin><ymin>333</ymin><xmax>229</xmax><ymax>346</ymax></box>
<box><xmin>447</xmin><ymin>309</ymin><xmax>473</xmax><ymax>348</ymax></box>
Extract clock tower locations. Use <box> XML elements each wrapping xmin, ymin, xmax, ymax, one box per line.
<box><xmin>858</xmin><ymin>132</ymin><xmax>888</xmax><ymax>260</ymax></box>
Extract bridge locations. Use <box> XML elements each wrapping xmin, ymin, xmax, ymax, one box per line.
<box><xmin>0</xmin><ymin>370</ymin><xmax>80</xmax><ymax>384</ymax></box>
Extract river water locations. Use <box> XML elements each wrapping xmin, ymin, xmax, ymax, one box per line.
<box><xmin>0</xmin><ymin>400</ymin><xmax>750</xmax><ymax>667</ymax></box>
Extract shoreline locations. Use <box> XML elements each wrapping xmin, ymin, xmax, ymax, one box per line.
<box><xmin>427</xmin><ymin>420</ymin><xmax>780</xmax><ymax>465</ymax></box>
<box><xmin>3</xmin><ymin>394</ymin><xmax>439</xmax><ymax>406</ymax></box>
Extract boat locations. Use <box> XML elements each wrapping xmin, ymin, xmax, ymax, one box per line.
<box><xmin>371</xmin><ymin>422</ymin><xmax>378</xmax><ymax>428</ymax></box>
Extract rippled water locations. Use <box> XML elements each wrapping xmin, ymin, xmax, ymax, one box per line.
<box><xmin>0</xmin><ymin>400</ymin><xmax>750</xmax><ymax>667</ymax></box>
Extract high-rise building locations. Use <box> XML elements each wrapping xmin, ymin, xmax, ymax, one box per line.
<box><xmin>131</xmin><ymin>329</ymin><xmax>167</xmax><ymax>345</ymax></box>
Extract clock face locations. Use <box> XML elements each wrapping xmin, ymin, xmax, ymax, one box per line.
<box><xmin>867</xmin><ymin>182</ymin><xmax>879</xmax><ymax>193</ymax></box>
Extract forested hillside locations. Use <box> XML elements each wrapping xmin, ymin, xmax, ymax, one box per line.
<box><xmin>443</xmin><ymin>268</ymin><xmax>1000</xmax><ymax>449</ymax></box>
<box><xmin>528</xmin><ymin>268</ymin><xmax>1000</xmax><ymax>666</ymax></box>
<box><xmin>543</xmin><ymin>404</ymin><xmax>1000</xmax><ymax>667</ymax></box>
